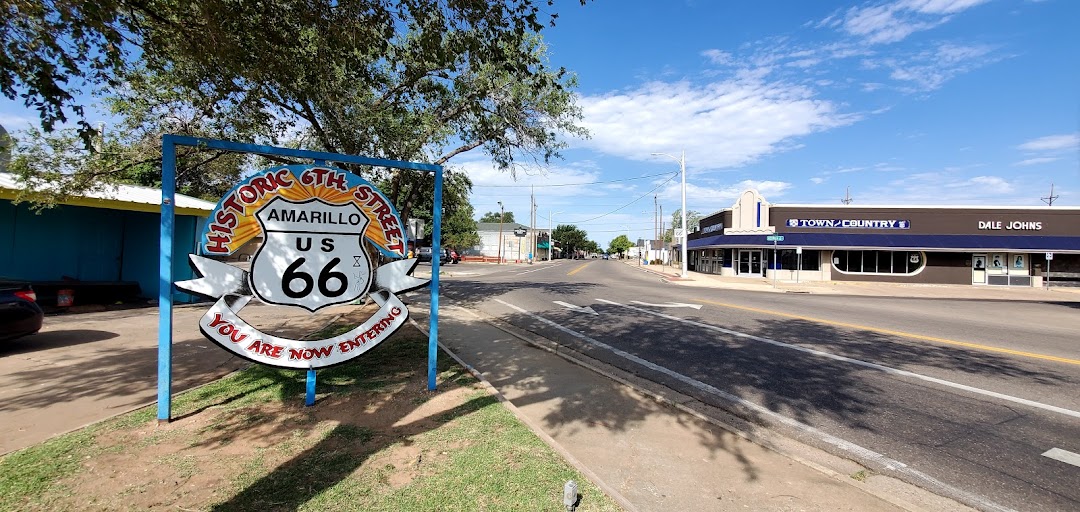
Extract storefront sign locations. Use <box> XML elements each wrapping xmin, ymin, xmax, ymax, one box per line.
<box><xmin>176</xmin><ymin>164</ymin><xmax>428</xmax><ymax>369</ymax></box>
<box><xmin>701</xmin><ymin>223</ymin><xmax>724</xmax><ymax>234</ymax></box>
<box><xmin>786</xmin><ymin>219</ymin><xmax>910</xmax><ymax>229</ymax></box>
<box><xmin>977</xmin><ymin>221</ymin><xmax>1043</xmax><ymax>231</ymax></box>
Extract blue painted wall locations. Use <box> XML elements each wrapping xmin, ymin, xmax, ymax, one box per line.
<box><xmin>0</xmin><ymin>200</ymin><xmax>204</xmax><ymax>301</ymax></box>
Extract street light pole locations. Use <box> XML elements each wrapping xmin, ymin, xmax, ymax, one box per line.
<box><xmin>651</xmin><ymin>151</ymin><xmax>688</xmax><ymax>278</ymax></box>
<box><xmin>497</xmin><ymin>201</ymin><xmax>504</xmax><ymax>265</ymax></box>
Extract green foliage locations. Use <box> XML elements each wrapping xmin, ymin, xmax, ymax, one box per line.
<box><xmin>3</xmin><ymin>0</ymin><xmax>590</xmax><ymax>217</ymax></box>
<box><xmin>670</xmin><ymin>208</ymin><xmax>702</xmax><ymax>231</ymax></box>
<box><xmin>608</xmin><ymin>234</ymin><xmax>634</xmax><ymax>255</ymax></box>
<box><xmin>479</xmin><ymin>210</ymin><xmax>515</xmax><ymax>223</ymax></box>
<box><xmin>553</xmin><ymin>223</ymin><xmax>589</xmax><ymax>256</ymax></box>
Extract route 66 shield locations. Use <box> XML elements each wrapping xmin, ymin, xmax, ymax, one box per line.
<box><xmin>250</xmin><ymin>196</ymin><xmax>372</xmax><ymax>312</ymax></box>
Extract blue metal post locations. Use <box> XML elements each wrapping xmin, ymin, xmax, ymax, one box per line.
<box><xmin>157</xmin><ymin>136</ymin><xmax>177</xmax><ymax>421</ymax></box>
<box><xmin>306</xmin><ymin>369</ymin><xmax>317</xmax><ymax>406</ymax></box>
<box><xmin>428</xmin><ymin>166</ymin><xmax>444</xmax><ymax>390</ymax></box>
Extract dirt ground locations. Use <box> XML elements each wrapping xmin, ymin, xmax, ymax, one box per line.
<box><xmin>15</xmin><ymin>298</ymin><xmax>507</xmax><ymax>512</ymax></box>
<box><xmin>43</xmin><ymin>354</ymin><xmax>481</xmax><ymax>511</ymax></box>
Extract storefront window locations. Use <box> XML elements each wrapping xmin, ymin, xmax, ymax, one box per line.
<box><xmin>833</xmin><ymin>250</ymin><xmax>925</xmax><ymax>274</ymax></box>
<box><xmin>773</xmin><ymin>249</ymin><xmax>820</xmax><ymax>270</ymax></box>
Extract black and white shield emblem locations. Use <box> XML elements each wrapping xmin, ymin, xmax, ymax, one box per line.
<box><xmin>250</xmin><ymin>197</ymin><xmax>372</xmax><ymax>312</ymax></box>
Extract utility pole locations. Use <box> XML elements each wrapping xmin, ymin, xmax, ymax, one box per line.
<box><xmin>497</xmin><ymin>201</ymin><xmax>504</xmax><ymax>265</ymax></box>
<box><xmin>654</xmin><ymin>194</ymin><xmax>659</xmax><ymax>241</ymax></box>
<box><xmin>841</xmin><ymin>186</ymin><xmax>853</xmax><ymax>205</ymax></box>
<box><xmin>529</xmin><ymin>186</ymin><xmax>536</xmax><ymax>264</ymax></box>
<box><xmin>1042</xmin><ymin>183</ymin><xmax>1058</xmax><ymax>206</ymax></box>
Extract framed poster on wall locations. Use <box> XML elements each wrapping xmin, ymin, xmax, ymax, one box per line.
<box><xmin>990</xmin><ymin>253</ymin><xmax>1004</xmax><ymax>269</ymax></box>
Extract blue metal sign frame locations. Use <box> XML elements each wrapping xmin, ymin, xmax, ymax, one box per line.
<box><xmin>158</xmin><ymin>134</ymin><xmax>443</xmax><ymax>421</ymax></box>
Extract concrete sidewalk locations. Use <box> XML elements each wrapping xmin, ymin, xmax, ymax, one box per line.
<box><xmin>428</xmin><ymin>305</ymin><xmax>971</xmax><ymax>512</ymax></box>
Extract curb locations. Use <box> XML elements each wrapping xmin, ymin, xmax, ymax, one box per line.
<box><xmin>436</xmin><ymin>305</ymin><xmax>975</xmax><ymax>512</ymax></box>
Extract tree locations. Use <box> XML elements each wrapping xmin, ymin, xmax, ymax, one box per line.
<box><xmin>3</xmin><ymin>0</ymin><xmax>590</xmax><ymax>216</ymax></box>
<box><xmin>667</xmin><ymin>208</ymin><xmax>703</xmax><ymax>242</ymax></box>
<box><xmin>406</xmin><ymin>171</ymin><xmax>479</xmax><ymax>250</ymax></box>
<box><xmin>479</xmin><ymin>211</ymin><xmax>515</xmax><ymax>223</ymax></box>
<box><xmin>608</xmin><ymin>235</ymin><xmax>633</xmax><ymax>256</ymax></box>
<box><xmin>552</xmin><ymin>224</ymin><xmax>588</xmax><ymax>257</ymax></box>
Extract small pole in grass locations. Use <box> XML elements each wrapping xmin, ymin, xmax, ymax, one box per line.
<box><xmin>305</xmin><ymin>369</ymin><xmax>317</xmax><ymax>406</ymax></box>
<box><xmin>563</xmin><ymin>480</ymin><xmax>579</xmax><ymax>511</ymax></box>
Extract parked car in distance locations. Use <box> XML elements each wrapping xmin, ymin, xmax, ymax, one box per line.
<box><xmin>417</xmin><ymin>247</ymin><xmax>455</xmax><ymax>264</ymax></box>
<box><xmin>1</xmin><ymin>281</ymin><xmax>44</xmax><ymax>342</ymax></box>
<box><xmin>602</xmin><ymin>254</ymin><xmax>610</xmax><ymax>260</ymax></box>
<box><xmin>416</xmin><ymin>246</ymin><xmax>433</xmax><ymax>263</ymax></box>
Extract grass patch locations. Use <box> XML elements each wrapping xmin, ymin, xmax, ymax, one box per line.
<box><xmin>0</xmin><ymin>326</ymin><xmax>621</xmax><ymax>512</ymax></box>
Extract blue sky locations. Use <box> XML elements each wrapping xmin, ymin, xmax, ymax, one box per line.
<box><xmin>1</xmin><ymin>0</ymin><xmax>1077</xmax><ymax>249</ymax></box>
<box><xmin>459</xmin><ymin>0</ymin><xmax>1080</xmax><ymax>247</ymax></box>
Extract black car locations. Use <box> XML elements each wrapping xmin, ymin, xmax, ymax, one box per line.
<box><xmin>1</xmin><ymin>281</ymin><xmax>44</xmax><ymax>342</ymax></box>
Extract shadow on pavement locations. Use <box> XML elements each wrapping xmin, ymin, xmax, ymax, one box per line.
<box><xmin>0</xmin><ymin>329</ymin><xmax>119</xmax><ymax>356</ymax></box>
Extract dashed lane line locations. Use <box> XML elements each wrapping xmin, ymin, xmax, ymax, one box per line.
<box><xmin>1042</xmin><ymin>448</ymin><xmax>1080</xmax><ymax>468</ymax></box>
<box><xmin>492</xmin><ymin>298</ymin><xmax>1015</xmax><ymax>512</ymax></box>
<box><xmin>694</xmin><ymin>298</ymin><xmax>1080</xmax><ymax>367</ymax></box>
<box><xmin>599</xmin><ymin>298</ymin><xmax>1080</xmax><ymax>420</ymax></box>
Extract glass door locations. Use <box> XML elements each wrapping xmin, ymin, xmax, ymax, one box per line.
<box><xmin>972</xmin><ymin>253</ymin><xmax>987</xmax><ymax>285</ymax></box>
<box><xmin>738</xmin><ymin>250</ymin><xmax>762</xmax><ymax>276</ymax></box>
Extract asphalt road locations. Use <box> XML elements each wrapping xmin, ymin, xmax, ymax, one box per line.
<box><xmin>431</xmin><ymin>259</ymin><xmax>1080</xmax><ymax>512</ymax></box>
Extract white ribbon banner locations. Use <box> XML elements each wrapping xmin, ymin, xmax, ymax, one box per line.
<box><xmin>177</xmin><ymin>255</ymin><xmax>428</xmax><ymax>369</ymax></box>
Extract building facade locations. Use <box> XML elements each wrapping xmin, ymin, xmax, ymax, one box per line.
<box><xmin>685</xmin><ymin>189</ymin><xmax>1080</xmax><ymax>287</ymax></box>
<box><xmin>473</xmin><ymin>222</ymin><xmax>554</xmax><ymax>261</ymax></box>
<box><xmin>1</xmin><ymin>173</ymin><xmax>216</xmax><ymax>305</ymax></box>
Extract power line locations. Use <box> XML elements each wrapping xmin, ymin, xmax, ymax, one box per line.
<box><xmin>569</xmin><ymin>172</ymin><xmax>680</xmax><ymax>225</ymax></box>
<box><xmin>472</xmin><ymin>171</ymin><xmax>676</xmax><ymax>188</ymax></box>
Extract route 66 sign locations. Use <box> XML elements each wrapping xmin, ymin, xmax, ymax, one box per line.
<box><xmin>175</xmin><ymin>164</ymin><xmax>429</xmax><ymax>369</ymax></box>
<box><xmin>251</xmin><ymin>197</ymin><xmax>370</xmax><ymax>312</ymax></box>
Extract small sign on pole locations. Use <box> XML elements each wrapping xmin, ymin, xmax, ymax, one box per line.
<box><xmin>1046</xmin><ymin>252</ymin><xmax>1053</xmax><ymax>290</ymax></box>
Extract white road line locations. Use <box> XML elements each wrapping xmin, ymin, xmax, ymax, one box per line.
<box><xmin>491</xmin><ymin>298</ymin><xmax>1014</xmax><ymax>512</ymax></box>
<box><xmin>630</xmin><ymin>300</ymin><xmax>703</xmax><ymax>309</ymax></box>
<box><xmin>552</xmin><ymin>300</ymin><xmax>598</xmax><ymax>316</ymax></box>
<box><xmin>516</xmin><ymin>267</ymin><xmax>552</xmax><ymax>275</ymax></box>
<box><xmin>596</xmin><ymin>298</ymin><xmax>1080</xmax><ymax>421</ymax></box>
<box><xmin>1042</xmin><ymin>448</ymin><xmax>1080</xmax><ymax>468</ymax></box>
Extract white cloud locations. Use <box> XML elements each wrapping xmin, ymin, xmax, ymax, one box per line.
<box><xmin>879</xmin><ymin>42</ymin><xmax>999</xmax><ymax>91</ymax></box>
<box><xmin>829</xmin><ymin>0</ymin><xmax>990</xmax><ymax>44</ymax></box>
<box><xmin>1013</xmin><ymin>157</ymin><xmax>1060</xmax><ymax>166</ymax></box>
<box><xmin>903</xmin><ymin>0</ymin><xmax>990</xmax><ymax>14</ymax></box>
<box><xmin>574</xmin><ymin>79</ymin><xmax>858</xmax><ymax>171</ymax></box>
<box><xmin>1017</xmin><ymin>133</ymin><xmax>1080</xmax><ymax>152</ymax></box>
<box><xmin>964</xmin><ymin>175</ymin><xmax>1014</xmax><ymax>192</ymax></box>
<box><xmin>701</xmin><ymin>49</ymin><xmax>733</xmax><ymax>65</ymax></box>
<box><xmin>810</xmin><ymin>177</ymin><xmax>826</xmax><ymax>184</ymax></box>
<box><xmin>0</xmin><ymin>112</ymin><xmax>40</xmax><ymax>132</ymax></box>
<box><xmin>864</xmin><ymin>171</ymin><xmax>1025</xmax><ymax>204</ymax></box>
<box><xmin>645</xmin><ymin>179</ymin><xmax>792</xmax><ymax>215</ymax></box>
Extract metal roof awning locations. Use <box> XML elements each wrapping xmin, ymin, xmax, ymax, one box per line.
<box><xmin>688</xmin><ymin>233</ymin><xmax>1080</xmax><ymax>253</ymax></box>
